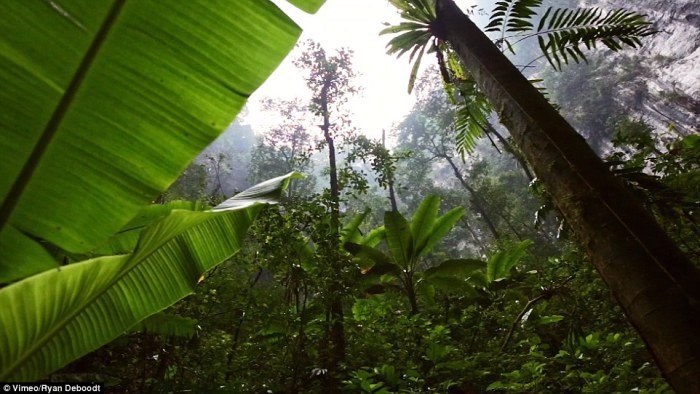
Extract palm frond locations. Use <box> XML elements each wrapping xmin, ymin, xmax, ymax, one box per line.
<box><xmin>536</xmin><ymin>7</ymin><xmax>656</xmax><ymax>70</ymax></box>
<box><xmin>388</xmin><ymin>0</ymin><xmax>436</xmax><ymax>23</ymax></box>
<box><xmin>382</xmin><ymin>0</ymin><xmax>437</xmax><ymax>93</ymax></box>
<box><xmin>408</xmin><ymin>43</ymin><xmax>429</xmax><ymax>94</ymax></box>
<box><xmin>485</xmin><ymin>0</ymin><xmax>543</xmax><ymax>52</ymax></box>
<box><xmin>384</xmin><ymin>29</ymin><xmax>432</xmax><ymax>58</ymax></box>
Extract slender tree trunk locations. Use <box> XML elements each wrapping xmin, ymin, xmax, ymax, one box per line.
<box><xmin>434</xmin><ymin>0</ymin><xmax>700</xmax><ymax>391</ymax></box>
<box><xmin>320</xmin><ymin>80</ymin><xmax>345</xmax><ymax>378</ymax></box>
<box><xmin>224</xmin><ymin>268</ymin><xmax>263</xmax><ymax>383</ymax></box>
<box><xmin>443</xmin><ymin>154</ymin><xmax>501</xmax><ymax>240</ymax></box>
<box><xmin>445</xmin><ymin>153</ymin><xmax>525</xmax><ymax>240</ymax></box>
<box><xmin>461</xmin><ymin>217</ymin><xmax>488</xmax><ymax>256</ymax></box>
<box><xmin>383</xmin><ymin>129</ymin><xmax>399</xmax><ymax>211</ymax></box>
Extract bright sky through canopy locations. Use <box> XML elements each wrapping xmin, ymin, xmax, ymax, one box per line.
<box><xmin>247</xmin><ymin>0</ymin><xmax>415</xmax><ymax>140</ymax></box>
<box><xmin>243</xmin><ymin>0</ymin><xmax>480</xmax><ymax>141</ymax></box>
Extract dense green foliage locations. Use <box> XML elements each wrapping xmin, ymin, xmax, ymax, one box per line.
<box><xmin>55</xmin><ymin>40</ymin><xmax>698</xmax><ymax>391</ymax></box>
<box><xmin>0</xmin><ymin>0</ymin><xmax>324</xmax><ymax>381</ymax></box>
<box><xmin>3</xmin><ymin>0</ymin><xmax>697</xmax><ymax>391</ymax></box>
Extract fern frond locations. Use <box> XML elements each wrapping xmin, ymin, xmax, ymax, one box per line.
<box><xmin>536</xmin><ymin>7</ymin><xmax>656</xmax><ymax>70</ymax></box>
<box><xmin>485</xmin><ymin>0</ymin><xmax>543</xmax><ymax>52</ymax></box>
<box><xmin>453</xmin><ymin>83</ymin><xmax>493</xmax><ymax>157</ymax></box>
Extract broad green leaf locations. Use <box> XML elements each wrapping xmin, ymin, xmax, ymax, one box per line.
<box><xmin>682</xmin><ymin>134</ymin><xmax>700</xmax><ymax>149</ymax></box>
<box><xmin>0</xmin><ymin>0</ymin><xmax>322</xmax><ymax>278</ymax></box>
<box><xmin>386</xmin><ymin>30</ymin><xmax>432</xmax><ymax>57</ymax></box>
<box><xmin>0</xmin><ymin>227</ymin><xmax>58</xmax><ymax>283</ymax></box>
<box><xmin>285</xmin><ymin>0</ymin><xmax>326</xmax><ymax>13</ymax></box>
<box><xmin>422</xmin><ymin>276</ymin><xmax>475</xmax><ymax>295</ymax></box>
<box><xmin>486</xmin><ymin>239</ymin><xmax>534</xmax><ymax>283</ymax></box>
<box><xmin>90</xmin><ymin>200</ymin><xmax>208</xmax><ymax>256</ymax></box>
<box><xmin>416</xmin><ymin>281</ymin><xmax>436</xmax><ymax>300</ymax></box>
<box><xmin>468</xmin><ymin>271</ymin><xmax>489</xmax><ymax>288</ymax></box>
<box><xmin>410</xmin><ymin>195</ymin><xmax>440</xmax><ymax>256</ymax></box>
<box><xmin>379</xmin><ymin>22</ymin><xmax>428</xmax><ymax>35</ymax></box>
<box><xmin>423</xmin><ymin>259</ymin><xmax>486</xmax><ymax>279</ymax></box>
<box><xmin>385</xmin><ymin>211</ymin><xmax>413</xmax><ymax>268</ymax></box>
<box><xmin>425</xmin><ymin>343</ymin><xmax>450</xmax><ymax>363</ymax></box>
<box><xmin>365</xmin><ymin>261</ymin><xmax>402</xmax><ymax>279</ymax></box>
<box><xmin>418</xmin><ymin>207</ymin><xmax>465</xmax><ymax>259</ymax></box>
<box><xmin>486</xmin><ymin>381</ymin><xmax>507</xmax><ymax>391</ymax></box>
<box><xmin>129</xmin><ymin>312</ymin><xmax>198</xmax><ymax>338</ymax></box>
<box><xmin>362</xmin><ymin>226</ymin><xmax>386</xmax><ymax>247</ymax></box>
<box><xmin>537</xmin><ymin>315</ymin><xmax>565</xmax><ymax>325</ymax></box>
<box><xmin>407</xmin><ymin>43</ymin><xmax>427</xmax><ymax>94</ymax></box>
<box><xmin>213</xmin><ymin>172</ymin><xmax>304</xmax><ymax>211</ymax></box>
<box><xmin>0</xmin><ymin>173</ymin><xmax>295</xmax><ymax>381</ymax></box>
<box><xmin>344</xmin><ymin>242</ymin><xmax>393</xmax><ymax>272</ymax></box>
<box><xmin>340</xmin><ymin>209</ymin><xmax>370</xmax><ymax>244</ymax></box>
<box><xmin>290</xmin><ymin>238</ymin><xmax>316</xmax><ymax>272</ymax></box>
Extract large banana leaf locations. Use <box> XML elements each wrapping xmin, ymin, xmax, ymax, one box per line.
<box><xmin>0</xmin><ymin>0</ymin><xmax>324</xmax><ymax>282</ymax></box>
<box><xmin>385</xmin><ymin>211</ymin><xmax>413</xmax><ymax>268</ymax></box>
<box><xmin>418</xmin><ymin>206</ymin><xmax>464</xmax><ymax>259</ymax></box>
<box><xmin>486</xmin><ymin>240</ymin><xmax>534</xmax><ymax>283</ymax></box>
<box><xmin>89</xmin><ymin>200</ymin><xmax>208</xmax><ymax>256</ymax></box>
<box><xmin>129</xmin><ymin>312</ymin><xmax>198</xmax><ymax>338</ymax></box>
<box><xmin>340</xmin><ymin>209</ymin><xmax>371</xmax><ymax>244</ymax></box>
<box><xmin>0</xmin><ymin>172</ymin><xmax>300</xmax><ymax>381</ymax></box>
<box><xmin>406</xmin><ymin>195</ymin><xmax>465</xmax><ymax>261</ymax></box>
<box><xmin>410</xmin><ymin>195</ymin><xmax>440</xmax><ymax>257</ymax></box>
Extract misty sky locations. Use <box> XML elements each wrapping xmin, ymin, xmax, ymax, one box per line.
<box><xmin>245</xmin><ymin>0</ymin><xmax>483</xmax><ymax>141</ymax></box>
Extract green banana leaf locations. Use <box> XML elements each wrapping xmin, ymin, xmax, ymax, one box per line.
<box><xmin>344</xmin><ymin>242</ymin><xmax>395</xmax><ymax>272</ymax></box>
<box><xmin>486</xmin><ymin>240</ymin><xmax>534</xmax><ymax>283</ymax></box>
<box><xmin>421</xmin><ymin>259</ymin><xmax>484</xmax><ymax>296</ymax></box>
<box><xmin>340</xmin><ymin>209</ymin><xmax>371</xmax><ymax>244</ymax></box>
<box><xmin>90</xmin><ymin>200</ymin><xmax>208</xmax><ymax>256</ymax></box>
<box><xmin>362</xmin><ymin>226</ymin><xmax>387</xmax><ymax>247</ymax></box>
<box><xmin>410</xmin><ymin>195</ymin><xmax>441</xmax><ymax>257</ymax></box>
<box><xmin>423</xmin><ymin>258</ymin><xmax>486</xmax><ymax>279</ymax></box>
<box><xmin>385</xmin><ymin>211</ymin><xmax>413</xmax><ymax>268</ymax></box>
<box><xmin>0</xmin><ymin>172</ymin><xmax>300</xmax><ymax>381</ymax></box>
<box><xmin>417</xmin><ymin>206</ymin><xmax>465</xmax><ymax>259</ymax></box>
<box><xmin>409</xmin><ymin>196</ymin><xmax>466</xmax><ymax>260</ymax></box>
<box><xmin>129</xmin><ymin>312</ymin><xmax>198</xmax><ymax>338</ymax></box>
<box><xmin>0</xmin><ymin>0</ymin><xmax>324</xmax><ymax>282</ymax></box>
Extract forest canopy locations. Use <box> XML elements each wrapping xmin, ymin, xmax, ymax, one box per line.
<box><xmin>1</xmin><ymin>0</ymin><xmax>699</xmax><ymax>392</ymax></box>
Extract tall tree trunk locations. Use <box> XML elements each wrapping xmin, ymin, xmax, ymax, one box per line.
<box><xmin>435</xmin><ymin>0</ymin><xmax>700</xmax><ymax>393</ymax></box>
<box><xmin>224</xmin><ymin>268</ymin><xmax>264</xmax><ymax>383</ymax></box>
<box><xmin>320</xmin><ymin>80</ymin><xmax>345</xmax><ymax>378</ymax></box>
<box><xmin>434</xmin><ymin>0</ymin><xmax>700</xmax><ymax>391</ymax></box>
<box><xmin>461</xmin><ymin>217</ymin><xmax>488</xmax><ymax>256</ymax></box>
<box><xmin>383</xmin><ymin>129</ymin><xmax>399</xmax><ymax>211</ymax></box>
<box><xmin>443</xmin><ymin>154</ymin><xmax>501</xmax><ymax>240</ymax></box>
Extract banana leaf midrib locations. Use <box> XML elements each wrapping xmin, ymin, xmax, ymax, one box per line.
<box><xmin>0</xmin><ymin>0</ymin><xmax>127</xmax><ymax>237</ymax></box>
<box><xmin>0</xmin><ymin>207</ymin><xmax>247</xmax><ymax>379</ymax></box>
